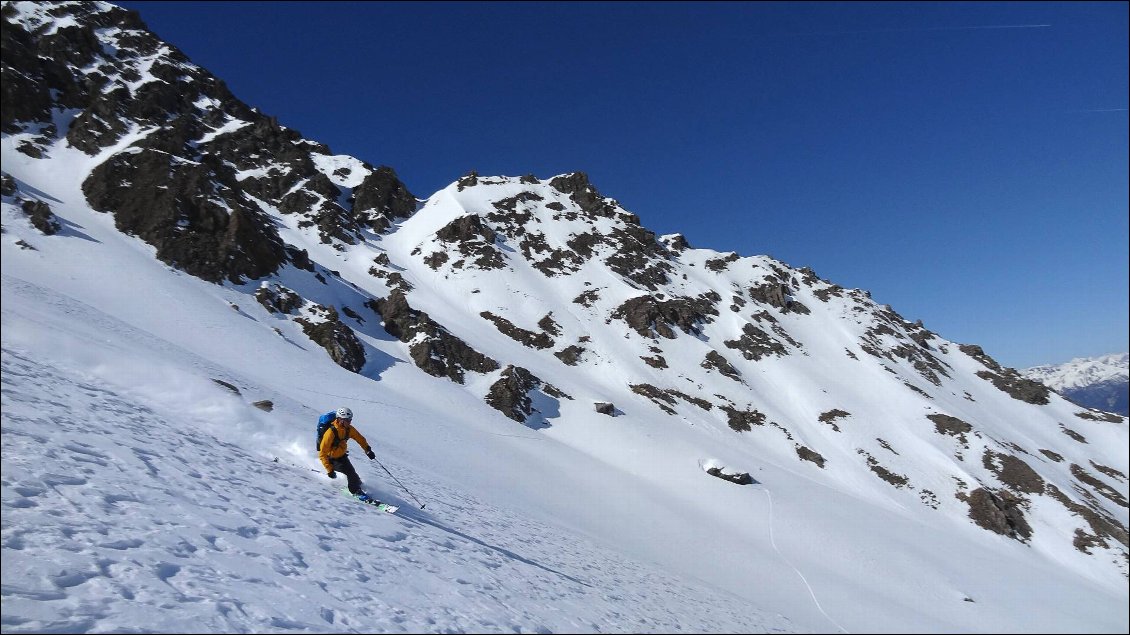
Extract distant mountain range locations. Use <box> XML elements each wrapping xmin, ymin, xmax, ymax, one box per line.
<box><xmin>1025</xmin><ymin>353</ymin><xmax>1129</xmax><ymax>416</ymax></box>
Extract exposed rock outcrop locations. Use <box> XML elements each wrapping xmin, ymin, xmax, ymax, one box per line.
<box><xmin>963</xmin><ymin>487</ymin><xmax>1033</xmax><ymax>542</ymax></box>
<box><xmin>613</xmin><ymin>292</ymin><xmax>720</xmax><ymax>339</ymax></box>
<box><xmin>295</xmin><ymin>306</ymin><xmax>366</xmax><ymax>373</ymax></box>
<box><xmin>961</xmin><ymin>344</ymin><xmax>1050</xmax><ymax>405</ymax></box>
<box><xmin>373</xmin><ymin>291</ymin><xmax>499</xmax><ymax>384</ymax></box>
<box><xmin>701</xmin><ymin>351</ymin><xmax>742</xmax><ymax>382</ymax></box>
<box><xmin>485</xmin><ymin>365</ymin><xmax>541</xmax><ymax>423</ymax></box>
<box><xmin>351</xmin><ymin>166</ymin><xmax>416</xmax><ymax>232</ymax></box>
<box><xmin>707</xmin><ymin>467</ymin><xmax>754</xmax><ymax>485</ymax></box>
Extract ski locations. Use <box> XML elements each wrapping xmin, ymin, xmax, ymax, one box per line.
<box><xmin>341</xmin><ymin>488</ymin><xmax>398</xmax><ymax>513</ymax></box>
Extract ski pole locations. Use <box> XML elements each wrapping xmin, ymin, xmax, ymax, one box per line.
<box><xmin>374</xmin><ymin>457</ymin><xmax>426</xmax><ymax>509</ymax></box>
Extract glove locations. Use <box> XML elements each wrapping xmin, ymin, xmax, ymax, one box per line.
<box><xmin>327</xmin><ymin>470</ymin><xmax>337</xmax><ymax>479</ymax></box>
<box><xmin>366</xmin><ymin>449</ymin><xmax>376</xmax><ymax>460</ymax></box>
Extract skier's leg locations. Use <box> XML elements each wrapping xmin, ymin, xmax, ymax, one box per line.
<box><xmin>338</xmin><ymin>457</ymin><xmax>363</xmax><ymax>495</ymax></box>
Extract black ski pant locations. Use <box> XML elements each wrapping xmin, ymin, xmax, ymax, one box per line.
<box><xmin>330</xmin><ymin>456</ymin><xmax>364</xmax><ymax>495</ymax></box>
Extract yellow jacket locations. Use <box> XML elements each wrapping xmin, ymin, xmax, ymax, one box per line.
<box><xmin>318</xmin><ymin>419</ymin><xmax>372</xmax><ymax>472</ymax></box>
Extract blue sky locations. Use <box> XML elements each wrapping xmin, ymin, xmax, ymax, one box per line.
<box><xmin>117</xmin><ymin>1</ymin><xmax>1128</xmax><ymax>369</ymax></box>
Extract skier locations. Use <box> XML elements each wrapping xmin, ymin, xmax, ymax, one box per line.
<box><xmin>318</xmin><ymin>407</ymin><xmax>378</xmax><ymax>502</ymax></box>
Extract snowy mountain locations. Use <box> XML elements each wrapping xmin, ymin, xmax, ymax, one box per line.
<box><xmin>1024</xmin><ymin>354</ymin><xmax>1130</xmax><ymax>416</ymax></box>
<box><xmin>2</xmin><ymin>2</ymin><xmax>1128</xmax><ymax>633</ymax></box>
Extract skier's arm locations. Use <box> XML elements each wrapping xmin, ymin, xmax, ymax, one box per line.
<box><xmin>349</xmin><ymin>427</ymin><xmax>372</xmax><ymax>454</ymax></box>
<box><xmin>318</xmin><ymin>428</ymin><xmax>335</xmax><ymax>472</ymax></box>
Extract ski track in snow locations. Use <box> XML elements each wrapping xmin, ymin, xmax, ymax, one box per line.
<box><xmin>1</xmin><ymin>346</ymin><xmax>796</xmax><ymax>634</ymax></box>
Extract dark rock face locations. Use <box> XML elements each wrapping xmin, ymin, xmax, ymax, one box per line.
<box><xmin>485</xmin><ymin>191</ymin><xmax>588</xmax><ymax>277</ymax></box>
<box><xmin>573</xmin><ymin>289</ymin><xmax>600</xmax><ymax>307</ymax></box>
<box><xmin>1060</xmin><ymin>425</ymin><xmax>1087</xmax><ymax>443</ymax></box>
<box><xmin>485</xmin><ymin>365</ymin><xmax>541</xmax><ymax>422</ymax></box>
<box><xmin>480</xmin><ymin>311</ymin><xmax>554</xmax><ymax>349</ymax></box>
<box><xmin>566</xmin><ymin>232</ymin><xmax>601</xmax><ymax>259</ymax></box>
<box><xmin>20</xmin><ymin>198</ymin><xmax>60</xmax><ymax>235</ymax></box>
<box><xmin>859</xmin><ymin>450</ymin><xmax>910</xmax><ymax>488</ymax></box>
<box><xmin>720</xmin><ymin>406</ymin><xmax>766</xmax><ymax>432</ymax></box>
<box><xmin>662</xmin><ymin>233</ymin><xmax>690</xmax><ymax>252</ymax></box>
<box><xmin>631</xmin><ymin>383</ymin><xmax>678</xmax><ymax>415</ymax></box>
<box><xmin>433</xmin><ymin>215</ymin><xmax>505</xmax><ymax>270</ymax></box>
<box><xmin>5</xmin><ymin>1</ymin><xmax>415</xmax><ymax>285</ymax></box>
<box><xmin>749</xmin><ymin>282</ymin><xmax>808</xmax><ymax>315</ymax></box>
<box><xmin>489</xmin><ymin>191</ymin><xmax>543</xmax><ymax>221</ymax></box>
<box><xmin>857</xmin><ymin>307</ymin><xmax>950</xmax><ymax>387</ymax></box>
<box><xmin>707</xmin><ymin>467</ymin><xmax>754</xmax><ymax>485</ymax></box>
<box><xmin>975</xmin><ymin>370</ymin><xmax>1051</xmax><ymax>405</ymax></box>
<box><xmin>543</xmin><ymin>172</ymin><xmax>675</xmax><ymax>288</ymax></box>
<box><xmin>959</xmin><ymin>344</ymin><xmax>1050</xmax><ymax>405</ymax></box>
<box><xmin>538</xmin><ymin>314</ymin><xmax>561</xmax><ymax>337</ymax></box>
<box><xmin>351</xmin><ymin>166</ymin><xmax>416</xmax><ymax>233</ymax></box>
<box><xmin>548</xmin><ymin>172</ymin><xmax>618</xmax><ymax>218</ymax></box>
<box><xmin>812</xmin><ymin>284</ymin><xmax>846</xmax><ymax>302</ymax></box>
<box><xmin>9</xmin><ymin>1</ymin><xmax>294</xmax><ymax>283</ymax></box>
<box><xmin>594</xmin><ymin>402</ymin><xmax>616</xmax><ymax>416</ymax></box>
<box><xmin>964</xmin><ymin>488</ymin><xmax>1033</xmax><ymax>541</ymax></box>
<box><xmin>373</xmin><ymin>291</ymin><xmax>499</xmax><ymax>384</ymax></box>
<box><xmin>555</xmin><ymin>345</ymin><xmax>585</xmax><ymax>366</ymax></box>
<box><xmin>1069</xmin><ymin>463</ymin><xmax>1128</xmax><ymax>508</ymax></box>
<box><xmin>4</xmin><ymin>172</ymin><xmax>62</xmax><ymax>234</ymax></box>
<box><xmin>959</xmin><ymin>344</ymin><xmax>1002</xmax><ymax>371</ymax></box>
<box><xmin>982</xmin><ymin>451</ymin><xmax>1045</xmax><ymax>495</ymax></box>
<box><xmin>255</xmin><ymin>282</ymin><xmax>304</xmax><ymax>315</ymax></box>
<box><xmin>604</xmin><ymin>225</ymin><xmax>674</xmax><ymax>290</ymax></box>
<box><xmin>1073</xmin><ymin>409</ymin><xmax>1123</xmax><ymax>423</ymax></box>
<box><xmin>724</xmin><ymin>322</ymin><xmax>790</xmax><ymax>361</ymax></box>
<box><xmin>295</xmin><ymin>306</ymin><xmax>366</xmax><ymax>373</ymax></box>
<box><xmin>83</xmin><ymin>149</ymin><xmax>288</xmax><ymax>283</ymax></box>
<box><xmin>796</xmin><ymin>446</ymin><xmax>826</xmax><ymax>468</ymax></box>
<box><xmin>1039</xmin><ymin>449</ymin><xmax>1064</xmax><ymax>462</ymax></box>
<box><xmin>818</xmin><ymin>409</ymin><xmax>850</xmax><ymax>432</ymax></box>
<box><xmin>1045</xmin><ymin>484</ymin><xmax>1129</xmax><ymax>551</ymax></box>
<box><xmin>705</xmin><ymin>253</ymin><xmax>739</xmax><ymax>272</ymax></box>
<box><xmin>629</xmin><ymin>384</ymin><xmax>713</xmax><ymax>416</ymax></box>
<box><xmin>613</xmin><ymin>292</ymin><xmax>720</xmax><ymax>339</ymax></box>
<box><xmin>928</xmin><ymin>413</ymin><xmax>973</xmax><ymax>447</ymax></box>
<box><xmin>701</xmin><ymin>351</ymin><xmax>742</xmax><ymax>381</ymax></box>
<box><xmin>1</xmin><ymin>172</ymin><xmax>15</xmax><ymax>196</ymax></box>
<box><xmin>2</xmin><ymin>3</ymin><xmax>142</xmax><ymax>136</ymax></box>
<box><xmin>436</xmin><ymin>214</ymin><xmax>496</xmax><ymax>245</ymax></box>
<box><xmin>456</xmin><ymin>170</ymin><xmax>478</xmax><ymax>190</ymax></box>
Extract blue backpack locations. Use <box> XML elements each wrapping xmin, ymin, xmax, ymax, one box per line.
<box><xmin>316</xmin><ymin>412</ymin><xmax>339</xmax><ymax>451</ymax></box>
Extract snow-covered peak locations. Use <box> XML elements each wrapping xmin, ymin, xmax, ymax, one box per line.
<box><xmin>1024</xmin><ymin>353</ymin><xmax>1129</xmax><ymax>391</ymax></box>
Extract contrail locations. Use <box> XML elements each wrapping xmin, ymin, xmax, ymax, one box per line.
<box><xmin>775</xmin><ymin>24</ymin><xmax>1051</xmax><ymax>36</ymax></box>
<box><xmin>928</xmin><ymin>24</ymin><xmax>1051</xmax><ymax>30</ymax></box>
<box><xmin>1067</xmin><ymin>108</ymin><xmax>1128</xmax><ymax>114</ymax></box>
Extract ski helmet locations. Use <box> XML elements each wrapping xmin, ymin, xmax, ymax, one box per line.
<box><xmin>335</xmin><ymin>407</ymin><xmax>353</xmax><ymax>420</ymax></box>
